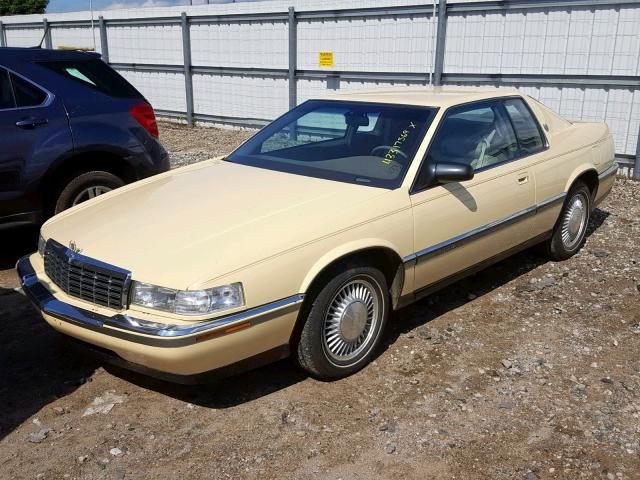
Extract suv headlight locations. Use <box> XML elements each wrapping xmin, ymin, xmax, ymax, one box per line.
<box><xmin>38</xmin><ymin>234</ymin><xmax>46</xmax><ymax>257</ymax></box>
<box><xmin>130</xmin><ymin>281</ymin><xmax>245</xmax><ymax>316</ymax></box>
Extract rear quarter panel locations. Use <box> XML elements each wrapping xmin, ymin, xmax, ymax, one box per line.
<box><xmin>524</xmin><ymin>96</ymin><xmax>611</xmax><ymax>234</ymax></box>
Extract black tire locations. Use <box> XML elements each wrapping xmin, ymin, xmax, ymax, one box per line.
<box><xmin>543</xmin><ymin>181</ymin><xmax>591</xmax><ymax>261</ymax></box>
<box><xmin>296</xmin><ymin>266</ymin><xmax>389</xmax><ymax>380</ymax></box>
<box><xmin>53</xmin><ymin>171</ymin><xmax>124</xmax><ymax>215</ymax></box>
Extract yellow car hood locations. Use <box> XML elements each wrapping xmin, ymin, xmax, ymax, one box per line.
<box><xmin>41</xmin><ymin>159</ymin><xmax>388</xmax><ymax>289</ymax></box>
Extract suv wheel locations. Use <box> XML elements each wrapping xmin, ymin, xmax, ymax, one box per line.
<box><xmin>296</xmin><ymin>266</ymin><xmax>389</xmax><ymax>380</ymax></box>
<box><xmin>544</xmin><ymin>181</ymin><xmax>591</xmax><ymax>261</ymax></box>
<box><xmin>54</xmin><ymin>171</ymin><xmax>125</xmax><ymax>215</ymax></box>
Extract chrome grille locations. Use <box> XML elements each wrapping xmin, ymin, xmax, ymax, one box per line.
<box><xmin>44</xmin><ymin>240</ymin><xmax>131</xmax><ymax>310</ymax></box>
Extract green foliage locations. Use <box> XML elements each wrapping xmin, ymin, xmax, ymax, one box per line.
<box><xmin>0</xmin><ymin>0</ymin><xmax>48</xmax><ymax>16</ymax></box>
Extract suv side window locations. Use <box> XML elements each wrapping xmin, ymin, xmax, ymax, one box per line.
<box><xmin>37</xmin><ymin>59</ymin><xmax>142</xmax><ymax>99</ymax></box>
<box><xmin>425</xmin><ymin>101</ymin><xmax>519</xmax><ymax>171</ymax></box>
<box><xmin>0</xmin><ymin>69</ymin><xmax>15</xmax><ymax>109</ymax></box>
<box><xmin>10</xmin><ymin>73</ymin><xmax>47</xmax><ymax>107</ymax></box>
<box><xmin>503</xmin><ymin>98</ymin><xmax>545</xmax><ymax>155</ymax></box>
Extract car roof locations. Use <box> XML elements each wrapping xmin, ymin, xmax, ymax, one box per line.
<box><xmin>318</xmin><ymin>86</ymin><xmax>523</xmax><ymax>108</ymax></box>
<box><xmin>0</xmin><ymin>47</ymin><xmax>101</xmax><ymax>63</ymax></box>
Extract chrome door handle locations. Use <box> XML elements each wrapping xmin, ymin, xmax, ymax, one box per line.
<box><xmin>15</xmin><ymin>117</ymin><xmax>48</xmax><ymax>129</ymax></box>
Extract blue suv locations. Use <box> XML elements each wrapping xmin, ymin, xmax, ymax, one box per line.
<box><xmin>0</xmin><ymin>47</ymin><xmax>169</xmax><ymax>226</ymax></box>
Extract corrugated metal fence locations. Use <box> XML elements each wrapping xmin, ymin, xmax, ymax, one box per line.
<box><xmin>1</xmin><ymin>0</ymin><xmax>639</xmax><ymax>176</ymax></box>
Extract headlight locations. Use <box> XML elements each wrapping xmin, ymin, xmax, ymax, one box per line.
<box><xmin>38</xmin><ymin>234</ymin><xmax>46</xmax><ymax>257</ymax></box>
<box><xmin>130</xmin><ymin>281</ymin><xmax>244</xmax><ymax>316</ymax></box>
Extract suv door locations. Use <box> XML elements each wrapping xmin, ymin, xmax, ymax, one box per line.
<box><xmin>408</xmin><ymin>99</ymin><xmax>538</xmax><ymax>293</ymax></box>
<box><xmin>0</xmin><ymin>68</ymin><xmax>72</xmax><ymax>220</ymax></box>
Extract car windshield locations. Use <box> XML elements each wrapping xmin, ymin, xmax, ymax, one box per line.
<box><xmin>227</xmin><ymin>100</ymin><xmax>437</xmax><ymax>189</ymax></box>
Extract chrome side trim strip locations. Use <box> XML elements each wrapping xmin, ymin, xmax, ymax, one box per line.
<box><xmin>108</xmin><ymin>294</ymin><xmax>304</xmax><ymax>338</ymax></box>
<box><xmin>536</xmin><ymin>192</ymin><xmax>567</xmax><ymax>212</ymax></box>
<box><xmin>598</xmin><ymin>163</ymin><xmax>618</xmax><ymax>181</ymax></box>
<box><xmin>17</xmin><ymin>255</ymin><xmax>303</xmax><ymax>348</ymax></box>
<box><xmin>403</xmin><ymin>193</ymin><xmax>566</xmax><ymax>265</ymax></box>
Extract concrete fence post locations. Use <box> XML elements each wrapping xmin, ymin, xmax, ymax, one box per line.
<box><xmin>43</xmin><ymin>18</ymin><xmax>52</xmax><ymax>49</ymax></box>
<box><xmin>181</xmin><ymin>12</ymin><xmax>194</xmax><ymax>126</ymax></box>
<box><xmin>288</xmin><ymin>6</ymin><xmax>297</xmax><ymax>110</ymax></box>
<box><xmin>433</xmin><ymin>0</ymin><xmax>447</xmax><ymax>86</ymax></box>
<box><xmin>0</xmin><ymin>22</ymin><xmax>5</xmax><ymax>48</ymax></box>
<box><xmin>99</xmin><ymin>16</ymin><xmax>109</xmax><ymax>62</ymax></box>
<box><xmin>634</xmin><ymin>126</ymin><xmax>640</xmax><ymax>179</ymax></box>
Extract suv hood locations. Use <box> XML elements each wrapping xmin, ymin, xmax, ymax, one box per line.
<box><xmin>42</xmin><ymin>159</ymin><xmax>389</xmax><ymax>289</ymax></box>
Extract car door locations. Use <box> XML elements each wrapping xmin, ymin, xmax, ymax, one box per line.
<box><xmin>0</xmin><ymin>67</ymin><xmax>71</xmax><ymax>219</ymax></box>
<box><xmin>502</xmin><ymin>97</ymin><xmax>557</xmax><ymax>236</ymax></box>
<box><xmin>408</xmin><ymin>98</ymin><xmax>538</xmax><ymax>293</ymax></box>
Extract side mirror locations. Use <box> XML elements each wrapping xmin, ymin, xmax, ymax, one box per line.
<box><xmin>434</xmin><ymin>162</ymin><xmax>474</xmax><ymax>183</ymax></box>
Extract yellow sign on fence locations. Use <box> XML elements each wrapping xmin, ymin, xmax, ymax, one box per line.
<box><xmin>319</xmin><ymin>51</ymin><xmax>334</xmax><ymax>68</ymax></box>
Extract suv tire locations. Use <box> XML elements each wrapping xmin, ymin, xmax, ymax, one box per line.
<box><xmin>54</xmin><ymin>171</ymin><xmax>124</xmax><ymax>215</ymax></box>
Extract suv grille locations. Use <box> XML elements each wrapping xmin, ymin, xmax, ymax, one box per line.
<box><xmin>44</xmin><ymin>240</ymin><xmax>131</xmax><ymax>310</ymax></box>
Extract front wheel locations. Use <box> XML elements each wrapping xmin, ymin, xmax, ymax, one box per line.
<box><xmin>296</xmin><ymin>266</ymin><xmax>389</xmax><ymax>380</ymax></box>
<box><xmin>544</xmin><ymin>181</ymin><xmax>591</xmax><ymax>261</ymax></box>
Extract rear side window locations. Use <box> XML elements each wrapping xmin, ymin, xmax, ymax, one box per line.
<box><xmin>11</xmin><ymin>73</ymin><xmax>47</xmax><ymax>107</ymax></box>
<box><xmin>504</xmin><ymin>98</ymin><xmax>545</xmax><ymax>155</ymax></box>
<box><xmin>37</xmin><ymin>59</ymin><xmax>142</xmax><ymax>99</ymax></box>
<box><xmin>0</xmin><ymin>69</ymin><xmax>14</xmax><ymax>109</ymax></box>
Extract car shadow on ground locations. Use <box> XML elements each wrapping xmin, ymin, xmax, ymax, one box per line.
<box><xmin>0</xmin><ymin>208</ymin><xmax>610</xmax><ymax>423</ymax></box>
<box><xmin>0</xmin><ymin>225</ymin><xmax>39</xmax><ymax>269</ymax></box>
<box><xmin>382</xmin><ymin>207</ymin><xmax>610</xmax><ymax>351</ymax></box>
<box><xmin>0</xmin><ymin>227</ymin><xmax>99</xmax><ymax>440</ymax></box>
<box><xmin>103</xmin><ymin>358</ymin><xmax>308</xmax><ymax>409</ymax></box>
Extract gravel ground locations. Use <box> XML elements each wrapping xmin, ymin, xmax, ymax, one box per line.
<box><xmin>158</xmin><ymin>121</ymin><xmax>253</xmax><ymax>167</ymax></box>
<box><xmin>0</xmin><ymin>122</ymin><xmax>639</xmax><ymax>480</ymax></box>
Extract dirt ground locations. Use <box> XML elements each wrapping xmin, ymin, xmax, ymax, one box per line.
<box><xmin>1</xmin><ymin>122</ymin><xmax>639</xmax><ymax>480</ymax></box>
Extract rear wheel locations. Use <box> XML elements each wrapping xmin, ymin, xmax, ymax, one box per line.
<box><xmin>296</xmin><ymin>266</ymin><xmax>389</xmax><ymax>380</ymax></box>
<box><xmin>53</xmin><ymin>171</ymin><xmax>124</xmax><ymax>215</ymax></box>
<box><xmin>544</xmin><ymin>181</ymin><xmax>591</xmax><ymax>260</ymax></box>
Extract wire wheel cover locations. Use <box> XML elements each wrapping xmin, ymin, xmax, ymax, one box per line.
<box><xmin>323</xmin><ymin>278</ymin><xmax>381</xmax><ymax>363</ymax></box>
<box><xmin>561</xmin><ymin>192</ymin><xmax>588</xmax><ymax>249</ymax></box>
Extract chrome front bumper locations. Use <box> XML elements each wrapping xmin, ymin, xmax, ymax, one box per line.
<box><xmin>17</xmin><ymin>255</ymin><xmax>304</xmax><ymax>348</ymax></box>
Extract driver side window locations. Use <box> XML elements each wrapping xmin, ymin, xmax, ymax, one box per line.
<box><xmin>427</xmin><ymin>101</ymin><xmax>519</xmax><ymax>172</ymax></box>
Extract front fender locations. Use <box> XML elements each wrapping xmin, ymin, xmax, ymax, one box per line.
<box><xmin>299</xmin><ymin>238</ymin><xmax>404</xmax><ymax>293</ymax></box>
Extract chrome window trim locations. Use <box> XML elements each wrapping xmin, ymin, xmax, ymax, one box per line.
<box><xmin>17</xmin><ymin>254</ymin><xmax>303</xmax><ymax>348</ymax></box>
<box><xmin>403</xmin><ymin>192</ymin><xmax>566</xmax><ymax>266</ymax></box>
<box><xmin>0</xmin><ymin>65</ymin><xmax>54</xmax><ymax>112</ymax></box>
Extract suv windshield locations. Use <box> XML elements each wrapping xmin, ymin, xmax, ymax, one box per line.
<box><xmin>227</xmin><ymin>100</ymin><xmax>436</xmax><ymax>188</ymax></box>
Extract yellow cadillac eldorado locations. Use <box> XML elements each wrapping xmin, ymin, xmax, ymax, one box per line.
<box><xmin>17</xmin><ymin>87</ymin><xmax>616</xmax><ymax>383</ymax></box>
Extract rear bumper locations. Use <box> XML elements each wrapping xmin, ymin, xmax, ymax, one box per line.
<box><xmin>130</xmin><ymin>147</ymin><xmax>170</xmax><ymax>181</ymax></box>
<box><xmin>17</xmin><ymin>254</ymin><xmax>302</xmax><ymax>378</ymax></box>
